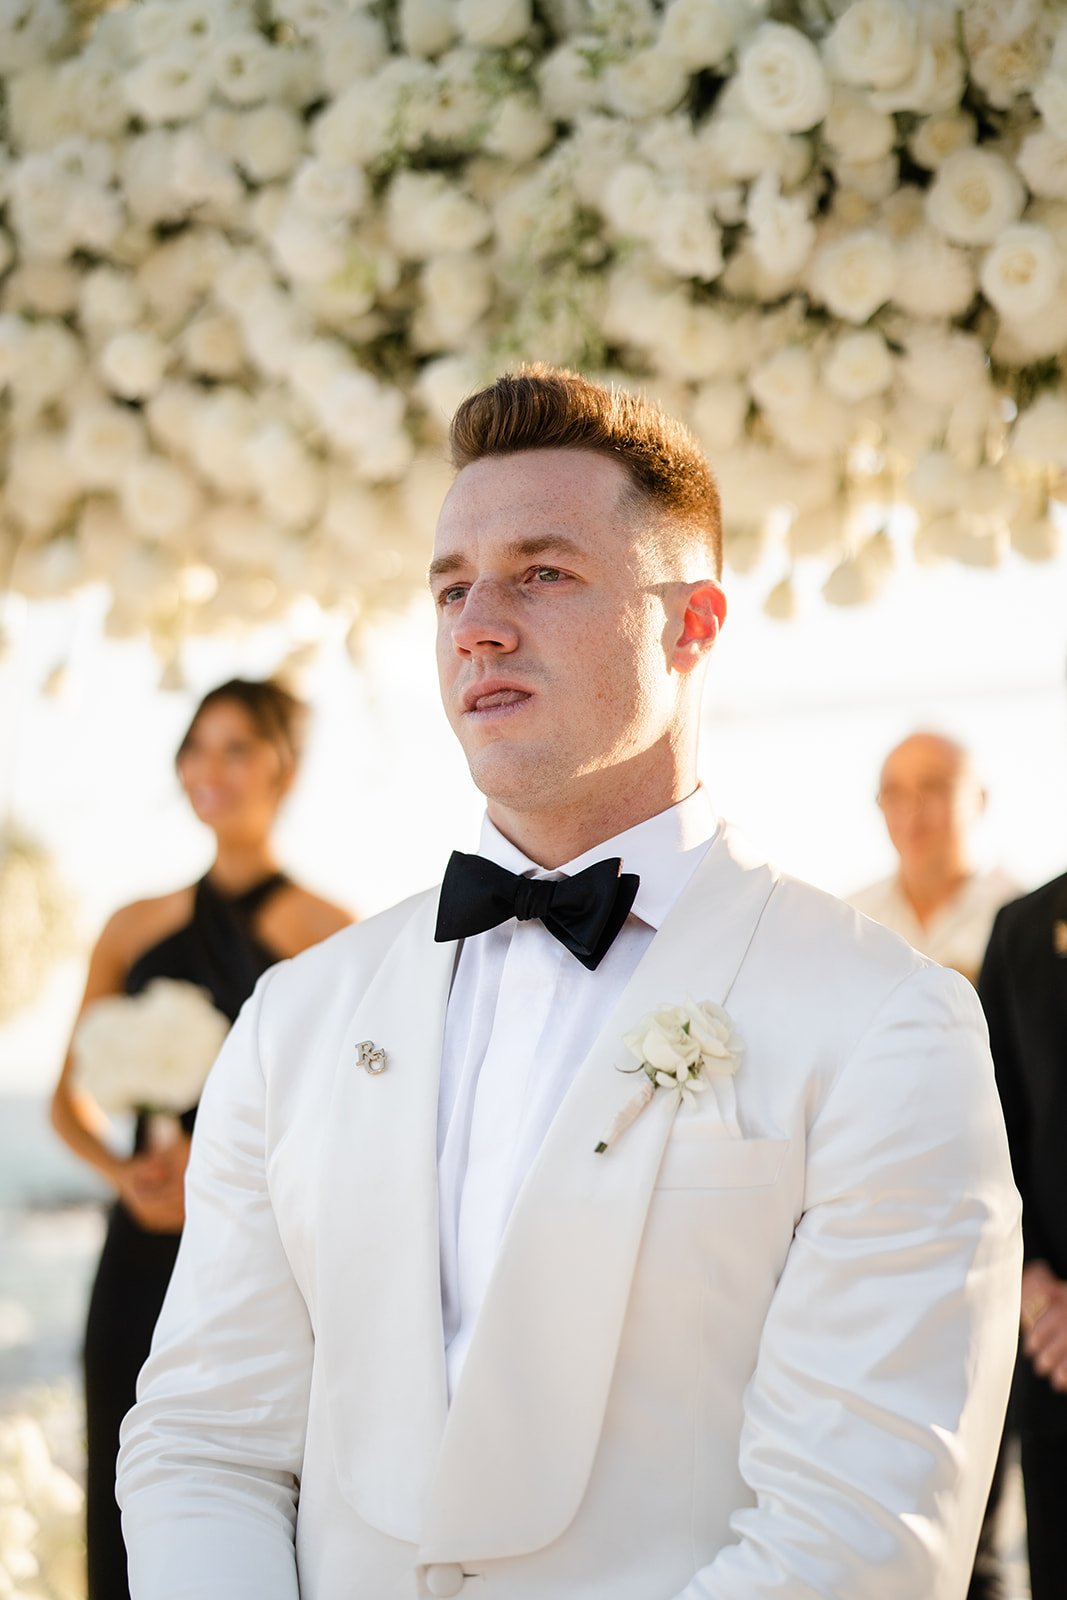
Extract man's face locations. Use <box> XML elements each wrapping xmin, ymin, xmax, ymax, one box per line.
<box><xmin>877</xmin><ymin>736</ymin><xmax>981</xmax><ymax>871</ymax></box>
<box><xmin>431</xmin><ymin>449</ymin><xmax>700</xmax><ymax>817</ymax></box>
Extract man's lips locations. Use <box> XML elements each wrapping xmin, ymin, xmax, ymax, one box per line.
<box><xmin>461</xmin><ymin>681</ymin><xmax>534</xmax><ymax>714</ymax></box>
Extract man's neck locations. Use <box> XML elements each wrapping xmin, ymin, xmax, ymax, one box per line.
<box><xmin>487</xmin><ymin>774</ymin><xmax>700</xmax><ymax>871</ymax></box>
<box><xmin>899</xmin><ymin>857</ymin><xmax>973</xmax><ymax>928</ymax></box>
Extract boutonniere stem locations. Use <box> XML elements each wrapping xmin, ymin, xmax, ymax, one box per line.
<box><xmin>595</xmin><ymin>997</ymin><xmax>743</xmax><ymax>1153</ymax></box>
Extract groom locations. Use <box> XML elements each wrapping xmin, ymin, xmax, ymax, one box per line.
<box><xmin>118</xmin><ymin>368</ymin><xmax>1021</xmax><ymax>1599</ymax></box>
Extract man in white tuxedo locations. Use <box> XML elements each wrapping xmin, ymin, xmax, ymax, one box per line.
<box><xmin>118</xmin><ymin>368</ymin><xmax>1021</xmax><ymax>1600</ymax></box>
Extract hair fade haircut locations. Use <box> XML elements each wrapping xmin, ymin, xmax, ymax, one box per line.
<box><xmin>177</xmin><ymin>678</ymin><xmax>308</xmax><ymax>774</ymax></box>
<box><xmin>449</xmin><ymin>366</ymin><xmax>723</xmax><ymax>579</ymax></box>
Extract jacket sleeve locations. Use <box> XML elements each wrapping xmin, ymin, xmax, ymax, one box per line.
<box><xmin>978</xmin><ymin>907</ymin><xmax>1049</xmax><ymax>1264</ymax></box>
<box><xmin>117</xmin><ymin>965</ymin><xmax>311</xmax><ymax>1600</ymax></box>
<box><xmin>675</xmin><ymin>965</ymin><xmax>1022</xmax><ymax>1600</ymax></box>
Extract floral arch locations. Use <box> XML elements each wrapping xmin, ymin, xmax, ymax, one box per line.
<box><xmin>1</xmin><ymin>0</ymin><xmax>1066</xmax><ymax>665</ymax></box>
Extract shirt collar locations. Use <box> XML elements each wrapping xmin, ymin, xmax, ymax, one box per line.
<box><xmin>476</xmin><ymin>787</ymin><xmax>719</xmax><ymax>933</ymax></box>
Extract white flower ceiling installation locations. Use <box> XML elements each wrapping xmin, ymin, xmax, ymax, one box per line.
<box><xmin>1</xmin><ymin>0</ymin><xmax>1066</xmax><ymax>654</ymax></box>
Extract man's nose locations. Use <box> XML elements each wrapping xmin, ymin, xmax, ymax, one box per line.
<box><xmin>449</xmin><ymin>581</ymin><xmax>519</xmax><ymax>656</ymax></box>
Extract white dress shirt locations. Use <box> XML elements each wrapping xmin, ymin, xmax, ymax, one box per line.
<box><xmin>847</xmin><ymin>866</ymin><xmax>1019</xmax><ymax>984</ymax></box>
<box><xmin>438</xmin><ymin>788</ymin><xmax>718</xmax><ymax>1396</ymax></box>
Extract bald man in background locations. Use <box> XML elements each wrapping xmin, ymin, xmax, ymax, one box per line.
<box><xmin>849</xmin><ymin>732</ymin><xmax>1019</xmax><ymax>987</ymax></box>
<box><xmin>850</xmin><ymin>731</ymin><xmax>1021</xmax><ymax>1600</ymax></box>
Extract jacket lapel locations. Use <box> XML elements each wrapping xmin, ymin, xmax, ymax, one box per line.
<box><xmin>316</xmin><ymin>893</ymin><xmax>455</xmax><ymax>1544</ymax></box>
<box><xmin>418</xmin><ymin>825</ymin><xmax>779</xmax><ymax>1565</ymax></box>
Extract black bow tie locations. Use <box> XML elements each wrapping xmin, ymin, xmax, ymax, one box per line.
<box><xmin>434</xmin><ymin>851</ymin><xmax>640</xmax><ymax>972</ymax></box>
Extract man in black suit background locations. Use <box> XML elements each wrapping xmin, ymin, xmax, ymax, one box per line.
<box><xmin>979</xmin><ymin>871</ymin><xmax>1067</xmax><ymax>1600</ymax></box>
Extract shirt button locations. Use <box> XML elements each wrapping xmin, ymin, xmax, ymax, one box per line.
<box><xmin>425</xmin><ymin>1564</ymin><xmax>465</xmax><ymax>1597</ymax></box>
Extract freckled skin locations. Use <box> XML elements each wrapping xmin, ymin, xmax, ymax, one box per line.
<box><xmin>430</xmin><ymin>449</ymin><xmax>726</xmax><ymax>869</ymax></box>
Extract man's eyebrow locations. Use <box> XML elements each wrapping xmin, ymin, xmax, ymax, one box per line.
<box><xmin>428</xmin><ymin>535</ymin><xmax>584</xmax><ymax>584</ymax></box>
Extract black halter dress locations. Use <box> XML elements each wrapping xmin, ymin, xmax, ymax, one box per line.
<box><xmin>83</xmin><ymin>872</ymin><xmax>288</xmax><ymax>1600</ymax></box>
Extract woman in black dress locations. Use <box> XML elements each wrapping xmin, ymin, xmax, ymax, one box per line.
<box><xmin>51</xmin><ymin>678</ymin><xmax>352</xmax><ymax>1600</ymax></box>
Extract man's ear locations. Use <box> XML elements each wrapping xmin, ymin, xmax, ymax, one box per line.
<box><xmin>672</xmin><ymin>581</ymin><xmax>726</xmax><ymax>673</ymax></box>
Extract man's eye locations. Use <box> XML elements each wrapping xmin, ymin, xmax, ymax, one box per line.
<box><xmin>440</xmin><ymin>585</ymin><xmax>467</xmax><ymax>605</ymax></box>
<box><xmin>535</xmin><ymin>567</ymin><xmax>562</xmax><ymax>582</ymax></box>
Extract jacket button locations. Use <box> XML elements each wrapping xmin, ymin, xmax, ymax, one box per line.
<box><xmin>425</xmin><ymin>1564</ymin><xmax>465</xmax><ymax>1597</ymax></box>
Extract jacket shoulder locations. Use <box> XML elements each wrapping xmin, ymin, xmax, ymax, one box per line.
<box><xmin>989</xmin><ymin>871</ymin><xmax>1067</xmax><ymax>936</ymax></box>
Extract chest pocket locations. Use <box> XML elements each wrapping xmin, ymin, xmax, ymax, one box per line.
<box><xmin>655</xmin><ymin>1134</ymin><xmax>789</xmax><ymax>1191</ymax></box>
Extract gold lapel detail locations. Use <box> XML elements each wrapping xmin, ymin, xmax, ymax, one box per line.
<box><xmin>419</xmin><ymin>825</ymin><xmax>779</xmax><ymax>1566</ymax></box>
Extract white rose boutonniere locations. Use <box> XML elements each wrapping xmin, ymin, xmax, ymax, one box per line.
<box><xmin>595</xmin><ymin>998</ymin><xmax>743</xmax><ymax>1153</ymax></box>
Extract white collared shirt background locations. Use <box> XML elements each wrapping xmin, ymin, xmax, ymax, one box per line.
<box><xmin>847</xmin><ymin>866</ymin><xmax>1020</xmax><ymax>985</ymax></box>
<box><xmin>438</xmin><ymin>788</ymin><xmax>718</xmax><ymax>1397</ymax></box>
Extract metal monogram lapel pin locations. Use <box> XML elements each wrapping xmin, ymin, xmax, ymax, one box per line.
<box><xmin>356</xmin><ymin>1040</ymin><xmax>387</xmax><ymax>1074</ymax></box>
<box><xmin>1053</xmin><ymin>920</ymin><xmax>1067</xmax><ymax>958</ymax></box>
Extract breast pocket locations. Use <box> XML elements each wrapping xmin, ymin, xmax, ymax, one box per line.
<box><xmin>655</xmin><ymin>1134</ymin><xmax>789</xmax><ymax>1191</ymax></box>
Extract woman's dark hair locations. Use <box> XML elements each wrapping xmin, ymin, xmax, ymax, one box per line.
<box><xmin>176</xmin><ymin>679</ymin><xmax>308</xmax><ymax>773</ymax></box>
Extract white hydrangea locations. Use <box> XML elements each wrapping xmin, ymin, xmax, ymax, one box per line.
<box><xmin>926</xmin><ymin>147</ymin><xmax>1024</xmax><ymax>245</ymax></box>
<box><xmin>822</xmin><ymin>329</ymin><xmax>893</xmax><ymax>402</ymax></box>
<box><xmin>808</xmin><ymin>228</ymin><xmax>896</xmax><ymax>323</ymax></box>
<box><xmin>979</xmin><ymin>223</ymin><xmax>1062</xmax><ymax>320</ymax></box>
<box><xmin>738</xmin><ymin>22</ymin><xmax>828</xmax><ymax>134</ymax></box>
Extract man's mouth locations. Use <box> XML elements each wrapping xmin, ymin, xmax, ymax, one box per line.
<box><xmin>471</xmin><ymin>689</ymin><xmax>530</xmax><ymax>711</ymax></box>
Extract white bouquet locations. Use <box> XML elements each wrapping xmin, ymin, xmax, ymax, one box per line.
<box><xmin>72</xmin><ymin>977</ymin><xmax>229</xmax><ymax>1119</ymax></box>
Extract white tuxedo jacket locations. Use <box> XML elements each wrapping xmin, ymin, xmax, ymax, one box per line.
<box><xmin>118</xmin><ymin>826</ymin><xmax>1021</xmax><ymax>1600</ymax></box>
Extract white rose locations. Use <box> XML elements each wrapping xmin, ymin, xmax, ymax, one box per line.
<box><xmin>700</xmin><ymin>110</ymin><xmax>784</xmax><ymax>183</ymax></box>
<box><xmin>317</xmin><ymin>15</ymin><xmax>390</xmax><ymax>96</ymax></box>
<box><xmin>1009</xmin><ymin>393</ymin><xmax>1067</xmax><ymax>468</ymax></box>
<box><xmin>892</xmin><ymin>228</ymin><xmax>976</xmax><ymax>318</ymax></box>
<box><xmin>10</xmin><ymin>320</ymin><xmax>83</xmax><ymax>412</ymax></box>
<box><xmin>746</xmin><ymin>171</ymin><xmax>816</xmax><ymax>276</ymax></box>
<box><xmin>66</xmin><ymin>403</ymin><xmax>146</xmax><ymax>490</ymax></box>
<box><xmin>652</xmin><ymin>191</ymin><xmax>723</xmax><ymax>280</ymax></box>
<box><xmin>291</xmin><ymin>157</ymin><xmax>367</xmax><ymax>223</ymax></box>
<box><xmin>416</xmin><ymin>354</ymin><xmax>479</xmax><ymax>430</ymax></box>
<box><xmin>244</xmin><ymin>423</ymin><xmax>325</xmax><ymax>526</ymax></box>
<box><xmin>121</xmin><ymin>131</ymin><xmax>184</xmax><ymax>227</ymax></box>
<box><xmin>833</xmin><ymin>153</ymin><xmax>899</xmax><ymax>204</ymax></box>
<box><xmin>809</xmin><ymin>229</ymin><xmax>896</xmax><ymax>323</ymax></box>
<box><xmin>992</xmin><ymin>284</ymin><xmax>1067</xmax><ymax>365</ymax></box>
<box><xmin>145</xmin><ymin>381</ymin><xmax>202</xmax><ymax>454</ymax></box>
<box><xmin>5</xmin><ymin>431</ymin><xmax>80</xmax><ymax>534</ymax></box>
<box><xmin>623</xmin><ymin>1005</ymin><xmax>701</xmax><ymax>1076</ymax></box>
<box><xmin>823</xmin><ymin>533</ymin><xmax>894</xmax><ymax>605</ymax></box>
<box><xmin>979</xmin><ymin>223</ymin><xmax>1061</xmax><ymax>320</ymax></box>
<box><xmin>605</xmin><ymin>48</ymin><xmax>689</xmax><ymax>119</ymax></box>
<box><xmin>1018</xmin><ymin>130</ymin><xmax>1067</xmax><ymax>201</ymax></box>
<box><xmin>457</xmin><ymin>0</ymin><xmax>530</xmax><ymax>48</ymax></box>
<box><xmin>0</xmin><ymin>314</ymin><xmax>28</xmax><ymax>387</ymax></box>
<box><xmin>601</xmin><ymin>162</ymin><xmax>661</xmax><ymax>239</ymax></box>
<box><xmin>485</xmin><ymin>95</ymin><xmax>554</xmax><ymax>163</ymax></box>
<box><xmin>388</xmin><ymin>171</ymin><xmax>490</xmax><ymax>259</ymax></box>
<box><xmin>0</xmin><ymin>0</ymin><xmax>68</xmax><ymax>71</ymax></box>
<box><xmin>211</xmin><ymin>31</ymin><xmax>283</xmax><ymax>104</ymax></box>
<box><xmin>824</xmin><ymin>0</ymin><xmax>918</xmax><ymax>90</ymax></box>
<box><xmin>400</xmin><ymin>0</ymin><xmax>458</xmax><ymax>57</ymax></box>
<box><xmin>8</xmin><ymin>153</ymin><xmax>73</xmax><ymax>260</ymax></box>
<box><xmin>749</xmin><ymin>346</ymin><xmax>816</xmax><ymax>413</ymax></box>
<box><xmin>0</xmin><ymin>228</ymin><xmax>14</xmax><ymax>279</ymax></box>
<box><xmin>822</xmin><ymin>87</ymin><xmax>896</xmax><ymax>161</ymax></box>
<box><xmin>786</xmin><ymin>504</ymin><xmax>846</xmax><ymax>559</ymax></box>
<box><xmin>5</xmin><ymin>63</ymin><xmax>81</xmax><ymax>152</ymax></box>
<box><xmin>823</xmin><ymin>329</ymin><xmax>893</xmax><ymax>401</ymax></box>
<box><xmin>124</xmin><ymin>43</ymin><xmax>212</xmax><ymax>125</ymax></box>
<box><xmin>926</xmin><ymin>147</ymin><xmax>1024</xmax><ymax>246</ymax></box>
<box><xmin>414</xmin><ymin>48</ymin><xmax>490</xmax><ymax>147</ymax></box>
<box><xmin>738</xmin><ymin>22</ymin><xmax>829</xmax><ymax>133</ymax></box>
<box><xmin>660</xmin><ymin>0</ymin><xmax>748</xmax><ymax>70</ymax></box>
<box><xmin>867</xmin><ymin>20</ymin><xmax>964</xmax><ymax>116</ymax></box>
<box><xmin>270</xmin><ymin>203</ymin><xmax>347</xmax><ymax>284</ymax></box>
<box><xmin>908</xmin><ymin>450</ymin><xmax>967</xmax><ymax>514</ymax></box>
<box><xmin>899</xmin><ymin>326</ymin><xmax>987</xmax><ymax>408</ymax></box>
<box><xmin>690</xmin><ymin>380</ymin><xmax>749</xmax><ymax>454</ymax></box>
<box><xmin>188</xmin><ymin>389</ymin><xmax>259</xmax><ymax>492</ymax></box>
<box><xmin>64</xmin><ymin>47</ymin><xmax>130</xmax><ymax>139</ymax></box>
<box><xmin>234</xmin><ymin>105</ymin><xmax>304</xmax><ymax>183</ymax></box>
<box><xmin>214</xmin><ymin>247</ymin><xmax>276</xmax><ymax>314</ymax></box>
<box><xmin>909</xmin><ymin>109</ymin><xmax>977</xmax><ymax>171</ymax></box>
<box><xmin>180</xmin><ymin>313</ymin><xmax>245</xmax><ymax>378</ymax></box>
<box><xmin>6</xmin><ymin>260</ymin><xmax>80</xmax><ymax>318</ymax></box>
<box><xmin>965</xmin><ymin>3</ymin><xmax>1049</xmax><ymax>110</ymax></box>
<box><xmin>171</xmin><ymin>128</ymin><xmax>243</xmax><ymax>210</ymax></box>
<box><xmin>121</xmin><ymin>456</ymin><xmax>201</xmax><ymax>540</ymax></box>
<box><xmin>67</xmin><ymin>184</ymin><xmax>125</xmax><ymax>253</ymax></box>
<box><xmin>421</xmin><ymin>252</ymin><xmax>493</xmax><ymax>343</ymax></box>
<box><xmin>538</xmin><ymin>37</ymin><xmax>607</xmax><ymax>119</ymax></box>
<box><xmin>1035</xmin><ymin>70</ymin><xmax>1067</xmax><ymax>142</ymax></box>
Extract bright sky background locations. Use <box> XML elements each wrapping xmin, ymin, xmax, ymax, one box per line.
<box><xmin>2</xmin><ymin>534</ymin><xmax>1066</xmax><ymax>1092</ymax></box>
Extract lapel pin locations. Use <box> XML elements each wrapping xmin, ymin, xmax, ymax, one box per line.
<box><xmin>356</xmin><ymin>1040</ymin><xmax>388</xmax><ymax>1074</ymax></box>
<box><xmin>1053</xmin><ymin>920</ymin><xmax>1067</xmax><ymax>957</ymax></box>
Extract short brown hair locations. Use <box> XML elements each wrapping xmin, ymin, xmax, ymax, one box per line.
<box><xmin>449</xmin><ymin>366</ymin><xmax>722</xmax><ymax>578</ymax></box>
<box><xmin>177</xmin><ymin>678</ymin><xmax>307</xmax><ymax>773</ymax></box>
